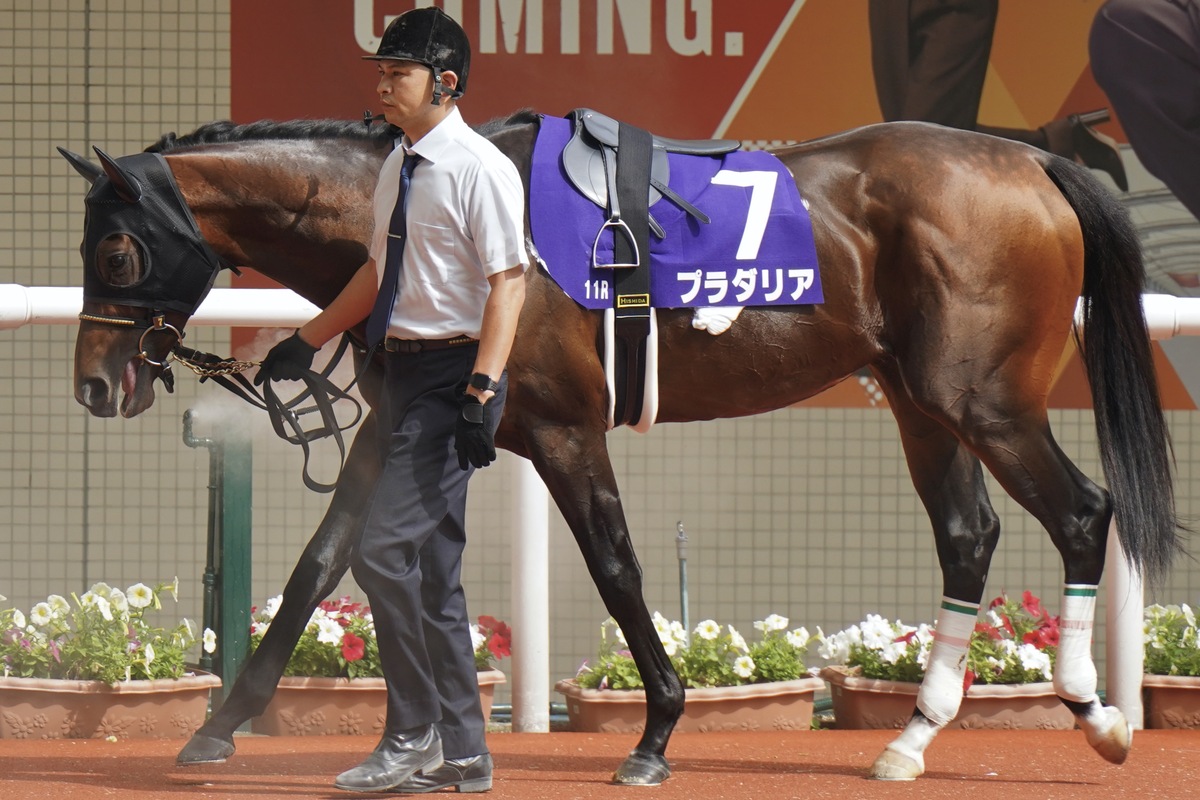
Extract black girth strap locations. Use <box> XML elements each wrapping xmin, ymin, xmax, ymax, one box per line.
<box><xmin>611</xmin><ymin>122</ymin><xmax>654</xmax><ymax>428</ymax></box>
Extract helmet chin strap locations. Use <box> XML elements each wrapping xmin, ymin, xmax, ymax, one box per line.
<box><xmin>431</xmin><ymin>67</ymin><xmax>446</xmax><ymax>106</ymax></box>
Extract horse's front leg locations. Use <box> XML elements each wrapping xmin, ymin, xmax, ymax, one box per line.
<box><xmin>526</xmin><ymin>421</ymin><xmax>683</xmax><ymax>785</ymax></box>
<box><xmin>869</xmin><ymin>377</ymin><xmax>1002</xmax><ymax>780</ymax></box>
<box><xmin>177</xmin><ymin>411</ymin><xmax>382</xmax><ymax>765</ymax></box>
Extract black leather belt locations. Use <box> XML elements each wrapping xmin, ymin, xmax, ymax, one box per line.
<box><xmin>383</xmin><ymin>336</ymin><xmax>478</xmax><ymax>353</ymax></box>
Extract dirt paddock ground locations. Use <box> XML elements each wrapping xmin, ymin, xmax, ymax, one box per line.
<box><xmin>1</xmin><ymin>729</ymin><xmax>1198</xmax><ymax>800</ymax></box>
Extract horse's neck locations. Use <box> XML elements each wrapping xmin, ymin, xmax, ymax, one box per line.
<box><xmin>178</xmin><ymin>142</ymin><xmax>385</xmax><ymax>308</ymax></box>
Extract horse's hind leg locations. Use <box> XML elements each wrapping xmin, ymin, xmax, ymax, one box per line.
<box><xmin>868</xmin><ymin>369</ymin><xmax>1003</xmax><ymax>780</ymax></box>
<box><xmin>177</xmin><ymin>411</ymin><xmax>382</xmax><ymax>764</ymax></box>
<box><xmin>965</xmin><ymin>412</ymin><xmax>1131</xmax><ymax>764</ymax></box>
<box><xmin>522</xmin><ymin>421</ymin><xmax>683</xmax><ymax>785</ymax></box>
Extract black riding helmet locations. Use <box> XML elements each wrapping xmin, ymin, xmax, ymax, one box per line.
<box><xmin>363</xmin><ymin>7</ymin><xmax>471</xmax><ymax>105</ymax></box>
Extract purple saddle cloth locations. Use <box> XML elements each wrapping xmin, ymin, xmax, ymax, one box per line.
<box><xmin>528</xmin><ymin>114</ymin><xmax>822</xmax><ymax>311</ymax></box>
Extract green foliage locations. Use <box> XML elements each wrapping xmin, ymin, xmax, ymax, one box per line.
<box><xmin>1</xmin><ymin>580</ymin><xmax>204</xmax><ymax>684</ymax></box>
<box><xmin>1145</xmin><ymin>603</ymin><xmax>1200</xmax><ymax>677</ymax></box>
<box><xmin>819</xmin><ymin>592</ymin><xmax>1059</xmax><ymax>687</ymax></box>
<box><xmin>247</xmin><ymin>596</ymin><xmax>509</xmax><ymax>679</ymax></box>
<box><xmin>575</xmin><ymin>612</ymin><xmax>814</xmax><ymax>690</ymax></box>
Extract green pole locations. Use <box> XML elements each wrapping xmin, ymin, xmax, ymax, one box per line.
<box><xmin>217</xmin><ymin>433</ymin><xmax>252</xmax><ymax>702</ymax></box>
<box><xmin>183</xmin><ymin>409</ymin><xmax>253</xmax><ymax>706</ymax></box>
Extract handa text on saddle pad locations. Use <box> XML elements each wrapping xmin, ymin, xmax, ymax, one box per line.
<box><xmin>529</xmin><ymin>114</ymin><xmax>823</xmax><ymax>310</ymax></box>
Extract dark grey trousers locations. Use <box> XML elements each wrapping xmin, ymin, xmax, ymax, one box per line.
<box><xmin>351</xmin><ymin>343</ymin><xmax>505</xmax><ymax>759</ymax></box>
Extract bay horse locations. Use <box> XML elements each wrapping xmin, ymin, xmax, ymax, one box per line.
<box><xmin>60</xmin><ymin>110</ymin><xmax>1178</xmax><ymax>783</ymax></box>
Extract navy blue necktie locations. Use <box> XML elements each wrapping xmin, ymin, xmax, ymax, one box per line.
<box><xmin>366</xmin><ymin>152</ymin><xmax>422</xmax><ymax>348</ymax></box>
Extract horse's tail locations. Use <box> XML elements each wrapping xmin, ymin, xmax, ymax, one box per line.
<box><xmin>1043</xmin><ymin>156</ymin><xmax>1181</xmax><ymax>585</ymax></box>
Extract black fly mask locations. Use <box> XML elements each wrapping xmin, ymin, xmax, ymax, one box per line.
<box><xmin>78</xmin><ymin>150</ymin><xmax>229</xmax><ymax>318</ymax></box>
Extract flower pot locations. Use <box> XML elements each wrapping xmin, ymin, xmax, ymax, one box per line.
<box><xmin>1143</xmin><ymin>673</ymin><xmax>1200</xmax><ymax>728</ymax></box>
<box><xmin>554</xmin><ymin>675</ymin><xmax>825</xmax><ymax>733</ymax></box>
<box><xmin>252</xmin><ymin>669</ymin><xmax>507</xmax><ymax>736</ymax></box>
<box><xmin>0</xmin><ymin>671</ymin><xmax>221</xmax><ymax>740</ymax></box>
<box><xmin>820</xmin><ymin>666</ymin><xmax>1076</xmax><ymax>730</ymax></box>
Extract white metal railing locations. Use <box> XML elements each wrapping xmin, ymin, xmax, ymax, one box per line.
<box><xmin>6</xmin><ymin>284</ymin><xmax>1200</xmax><ymax>728</ymax></box>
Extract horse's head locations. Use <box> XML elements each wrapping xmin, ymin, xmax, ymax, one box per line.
<box><xmin>60</xmin><ymin>146</ymin><xmax>226</xmax><ymax>418</ymax></box>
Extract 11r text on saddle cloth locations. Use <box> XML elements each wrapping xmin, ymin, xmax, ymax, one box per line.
<box><xmin>529</xmin><ymin>114</ymin><xmax>822</xmax><ymax>311</ymax></box>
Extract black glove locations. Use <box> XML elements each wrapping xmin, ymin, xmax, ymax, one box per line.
<box><xmin>254</xmin><ymin>331</ymin><xmax>318</xmax><ymax>385</ymax></box>
<box><xmin>455</xmin><ymin>393</ymin><xmax>496</xmax><ymax>470</ymax></box>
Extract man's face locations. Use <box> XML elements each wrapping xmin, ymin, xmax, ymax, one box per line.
<box><xmin>375</xmin><ymin>60</ymin><xmax>455</xmax><ymax>129</ymax></box>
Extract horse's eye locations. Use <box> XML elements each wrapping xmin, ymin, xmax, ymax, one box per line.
<box><xmin>95</xmin><ymin>234</ymin><xmax>145</xmax><ymax>287</ymax></box>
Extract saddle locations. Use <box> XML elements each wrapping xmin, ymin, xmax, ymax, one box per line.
<box><xmin>558</xmin><ymin>109</ymin><xmax>740</xmax><ymax>429</ymax></box>
<box><xmin>561</xmin><ymin>108</ymin><xmax>739</xmax><ymax>266</ymax></box>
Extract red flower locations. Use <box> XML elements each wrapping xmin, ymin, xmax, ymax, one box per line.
<box><xmin>975</xmin><ymin>622</ymin><xmax>1002</xmax><ymax>641</ymax></box>
<box><xmin>963</xmin><ymin>669</ymin><xmax>977</xmax><ymax>692</ymax></box>
<box><xmin>1021</xmin><ymin>591</ymin><xmax>1044</xmax><ymax>619</ymax></box>
<box><xmin>341</xmin><ymin>632</ymin><xmax>365</xmax><ymax>662</ymax></box>
<box><xmin>895</xmin><ymin>630</ymin><xmax>917</xmax><ymax>645</ymax></box>
<box><xmin>478</xmin><ymin>615</ymin><xmax>512</xmax><ymax>660</ymax></box>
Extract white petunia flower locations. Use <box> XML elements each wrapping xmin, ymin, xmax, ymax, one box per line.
<box><xmin>203</xmin><ymin>627</ymin><xmax>217</xmax><ymax>654</ymax></box>
<box><xmin>108</xmin><ymin>589</ymin><xmax>130</xmax><ymax>617</ymax></box>
<box><xmin>12</xmin><ymin>609</ymin><xmax>26</xmax><ymax>629</ymax></box>
<box><xmin>144</xmin><ymin>642</ymin><xmax>155</xmax><ymax>666</ymax></box>
<box><xmin>47</xmin><ymin>595</ymin><xmax>70</xmax><ymax>616</ymax></box>
<box><xmin>880</xmin><ymin>641</ymin><xmax>908</xmax><ymax>665</ymax></box>
<box><xmin>1017</xmin><ymin>643</ymin><xmax>1052</xmax><ymax>679</ymax></box>
<box><xmin>169</xmin><ymin>576</ymin><xmax>179</xmax><ymax>602</ymax></box>
<box><xmin>471</xmin><ymin>625</ymin><xmax>487</xmax><ymax>652</ymax></box>
<box><xmin>126</xmin><ymin>583</ymin><xmax>154</xmax><ymax>609</ymax></box>
<box><xmin>315</xmin><ymin>617</ymin><xmax>343</xmax><ymax>646</ymax></box>
<box><xmin>695</xmin><ymin>619</ymin><xmax>721</xmax><ymax>641</ymax></box>
<box><xmin>89</xmin><ymin>582</ymin><xmax>113</xmax><ymax>599</ymax></box>
<box><xmin>662</xmin><ymin>638</ymin><xmax>678</xmax><ymax>657</ymax></box>
<box><xmin>763</xmin><ymin>614</ymin><xmax>789</xmax><ymax>632</ymax></box>
<box><xmin>785</xmin><ymin>627</ymin><xmax>810</xmax><ymax>648</ymax></box>
<box><xmin>29</xmin><ymin>603</ymin><xmax>53</xmax><ymax>627</ymax></box>
<box><xmin>652</xmin><ymin>611</ymin><xmax>672</xmax><ymax>638</ymax></box>
<box><xmin>81</xmin><ymin>593</ymin><xmax>113</xmax><ymax>622</ymax></box>
<box><xmin>733</xmin><ymin>655</ymin><xmax>755</xmax><ymax>679</ymax></box>
<box><xmin>727</xmin><ymin>626</ymin><xmax>748</xmax><ymax>653</ymax></box>
<box><xmin>251</xmin><ymin>620</ymin><xmax>271</xmax><ymax>637</ymax></box>
<box><xmin>264</xmin><ymin>595</ymin><xmax>283</xmax><ymax>620</ymax></box>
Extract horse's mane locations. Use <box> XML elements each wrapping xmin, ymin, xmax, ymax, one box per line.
<box><xmin>145</xmin><ymin>109</ymin><xmax>542</xmax><ymax>153</ymax></box>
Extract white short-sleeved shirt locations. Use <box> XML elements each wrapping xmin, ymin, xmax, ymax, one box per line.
<box><xmin>369</xmin><ymin>106</ymin><xmax>528</xmax><ymax>339</ymax></box>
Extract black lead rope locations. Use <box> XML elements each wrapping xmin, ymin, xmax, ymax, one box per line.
<box><xmin>172</xmin><ymin>334</ymin><xmax>365</xmax><ymax>493</ymax></box>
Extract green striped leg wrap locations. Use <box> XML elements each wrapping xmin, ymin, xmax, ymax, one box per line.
<box><xmin>916</xmin><ymin>597</ymin><xmax>981</xmax><ymax>726</ymax></box>
<box><xmin>1055</xmin><ymin>584</ymin><xmax>1098</xmax><ymax>703</ymax></box>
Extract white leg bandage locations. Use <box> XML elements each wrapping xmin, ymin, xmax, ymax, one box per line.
<box><xmin>916</xmin><ymin>597</ymin><xmax>979</xmax><ymax>727</ymax></box>
<box><xmin>1053</xmin><ymin>584</ymin><xmax>1099</xmax><ymax>703</ymax></box>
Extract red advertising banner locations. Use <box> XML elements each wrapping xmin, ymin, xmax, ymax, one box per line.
<box><xmin>229</xmin><ymin>1</ymin><xmax>1195</xmax><ymax>409</ymax></box>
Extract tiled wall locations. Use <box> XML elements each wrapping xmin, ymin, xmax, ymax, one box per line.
<box><xmin>3</xmin><ymin>2</ymin><xmax>1198</xmax><ymax>714</ymax></box>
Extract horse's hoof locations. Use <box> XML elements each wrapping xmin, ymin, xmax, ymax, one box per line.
<box><xmin>869</xmin><ymin>747</ymin><xmax>923</xmax><ymax>781</ymax></box>
<box><xmin>612</xmin><ymin>751</ymin><xmax>671</xmax><ymax>785</ymax></box>
<box><xmin>176</xmin><ymin>734</ymin><xmax>236</xmax><ymax>765</ymax></box>
<box><xmin>1083</xmin><ymin>705</ymin><xmax>1132</xmax><ymax>765</ymax></box>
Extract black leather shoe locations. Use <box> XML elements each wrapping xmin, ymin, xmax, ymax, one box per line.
<box><xmin>1069</xmin><ymin>109</ymin><xmax>1129</xmax><ymax>192</ymax></box>
<box><xmin>1041</xmin><ymin>108</ymin><xmax>1129</xmax><ymax>192</ymax></box>
<box><xmin>333</xmin><ymin>726</ymin><xmax>444</xmax><ymax>793</ymax></box>
<box><xmin>394</xmin><ymin>753</ymin><xmax>493</xmax><ymax>793</ymax></box>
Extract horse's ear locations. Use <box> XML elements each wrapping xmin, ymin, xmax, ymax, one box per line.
<box><xmin>57</xmin><ymin>146</ymin><xmax>102</xmax><ymax>185</ymax></box>
<box><xmin>92</xmin><ymin>146</ymin><xmax>143</xmax><ymax>202</ymax></box>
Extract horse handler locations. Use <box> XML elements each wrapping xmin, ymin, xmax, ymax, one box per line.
<box><xmin>255</xmin><ymin>6</ymin><xmax>528</xmax><ymax>793</ymax></box>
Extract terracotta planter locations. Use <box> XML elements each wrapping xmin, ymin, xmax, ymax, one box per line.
<box><xmin>0</xmin><ymin>671</ymin><xmax>220</xmax><ymax>740</ymax></box>
<box><xmin>820</xmin><ymin>666</ymin><xmax>1076</xmax><ymax>730</ymax></box>
<box><xmin>252</xmin><ymin>669</ymin><xmax>507</xmax><ymax>736</ymax></box>
<box><xmin>555</xmin><ymin>675</ymin><xmax>825</xmax><ymax>733</ymax></box>
<box><xmin>1143</xmin><ymin>673</ymin><xmax>1200</xmax><ymax>728</ymax></box>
